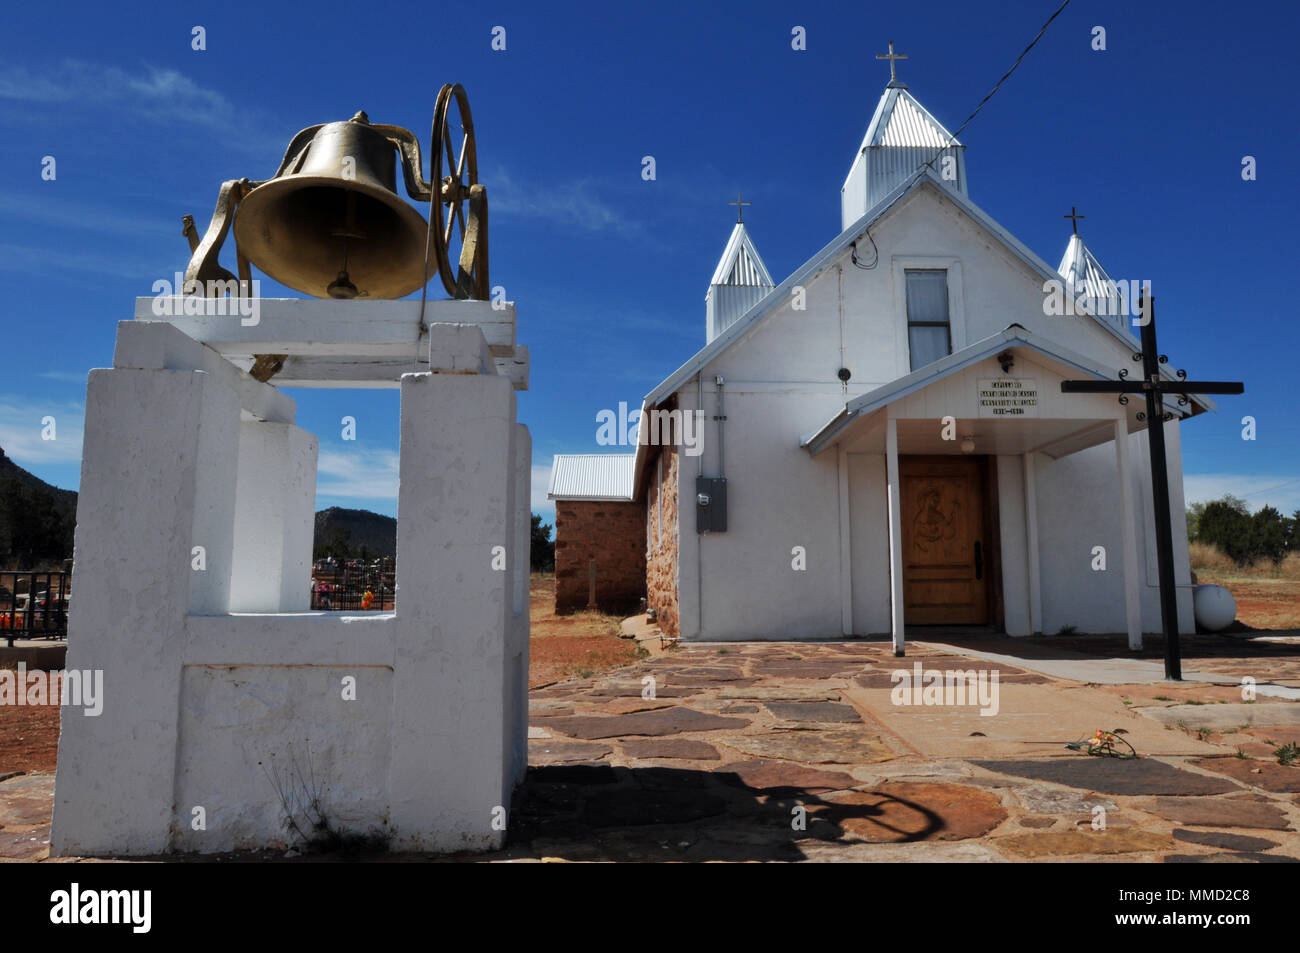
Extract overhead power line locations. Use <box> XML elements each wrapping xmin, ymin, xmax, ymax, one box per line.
<box><xmin>919</xmin><ymin>0</ymin><xmax>1073</xmax><ymax>177</ymax></box>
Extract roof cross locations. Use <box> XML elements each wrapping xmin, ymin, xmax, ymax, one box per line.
<box><xmin>728</xmin><ymin>191</ymin><xmax>752</xmax><ymax>223</ymax></box>
<box><xmin>877</xmin><ymin>41</ymin><xmax>908</xmax><ymax>85</ymax></box>
<box><xmin>1064</xmin><ymin>206</ymin><xmax>1085</xmax><ymax>235</ymax></box>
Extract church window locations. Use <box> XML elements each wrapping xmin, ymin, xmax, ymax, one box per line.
<box><xmin>905</xmin><ymin>269</ymin><xmax>952</xmax><ymax>370</ymax></box>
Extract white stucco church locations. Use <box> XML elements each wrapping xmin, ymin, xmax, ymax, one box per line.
<box><xmin>550</xmin><ymin>56</ymin><xmax>1208</xmax><ymax>653</ymax></box>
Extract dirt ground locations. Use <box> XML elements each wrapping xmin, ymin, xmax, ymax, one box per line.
<box><xmin>0</xmin><ymin>693</ymin><xmax>58</xmax><ymax>775</ymax></box>
<box><xmin>1193</xmin><ymin>558</ymin><xmax>1300</xmax><ymax>632</ymax></box>
<box><xmin>527</xmin><ymin>573</ymin><xmax>643</xmax><ymax>687</ymax></box>
<box><xmin>1194</xmin><ymin>575</ymin><xmax>1300</xmax><ymax>631</ymax></box>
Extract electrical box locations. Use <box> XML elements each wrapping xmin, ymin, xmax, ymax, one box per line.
<box><xmin>695</xmin><ymin>476</ymin><xmax>727</xmax><ymax>533</ymax></box>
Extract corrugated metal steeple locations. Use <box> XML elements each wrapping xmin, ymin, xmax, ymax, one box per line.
<box><xmin>706</xmin><ymin>219</ymin><xmax>774</xmax><ymax>343</ymax></box>
<box><xmin>841</xmin><ymin>46</ymin><xmax>967</xmax><ymax>230</ymax></box>
<box><xmin>1057</xmin><ymin>231</ymin><xmax>1132</xmax><ymax>336</ymax></box>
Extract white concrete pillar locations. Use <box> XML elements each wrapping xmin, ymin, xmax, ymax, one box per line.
<box><xmin>52</xmin><ymin>364</ymin><xmax>240</xmax><ymax>856</ymax></box>
<box><xmin>1023</xmin><ymin>452</ymin><xmax>1042</xmax><ymax>635</ymax></box>
<box><xmin>229</xmin><ymin>421</ymin><xmax>319</xmax><ymax>612</ymax></box>
<box><xmin>509</xmin><ymin>422</ymin><xmax>531</xmax><ymax>787</ymax></box>
<box><xmin>885</xmin><ymin>418</ymin><xmax>905</xmax><ymax>656</ymax></box>
<box><xmin>389</xmin><ymin>366</ymin><xmax>516</xmax><ymax>852</ymax></box>
<box><xmin>1115</xmin><ymin>419</ymin><xmax>1143</xmax><ymax>649</ymax></box>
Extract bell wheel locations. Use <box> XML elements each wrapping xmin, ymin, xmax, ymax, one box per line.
<box><xmin>430</xmin><ymin>83</ymin><xmax>481</xmax><ymax>299</ymax></box>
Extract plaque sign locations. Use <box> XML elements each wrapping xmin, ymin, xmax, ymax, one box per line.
<box><xmin>978</xmin><ymin>378</ymin><xmax>1038</xmax><ymax>417</ymax></box>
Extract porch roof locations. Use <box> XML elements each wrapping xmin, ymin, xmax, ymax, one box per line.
<box><xmin>801</xmin><ymin>325</ymin><xmax>1213</xmax><ymax>458</ymax></box>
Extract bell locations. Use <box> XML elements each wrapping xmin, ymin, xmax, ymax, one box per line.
<box><xmin>232</xmin><ymin>112</ymin><xmax>431</xmax><ymax>299</ymax></box>
<box><xmin>184</xmin><ymin>85</ymin><xmax>488</xmax><ymax>313</ymax></box>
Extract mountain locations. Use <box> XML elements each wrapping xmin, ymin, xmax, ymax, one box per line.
<box><xmin>0</xmin><ymin>447</ymin><xmax>77</xmax><ymax>515</ymax></box>
<box><xmin>0</xmin><ymin>446</ymin><xmax>78</xmax><ymax>564</ymax></box>
<box><xmin>313</xmin><ymin>506</ymin><xmax>397</xmax><ymax>559</ymax></box>
<box><xmin>0</xmin><ymin>446</ymin><xmax>397</xmax><ymax>565</ymax></box>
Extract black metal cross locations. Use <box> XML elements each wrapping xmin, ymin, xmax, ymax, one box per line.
<box><xmin>877</xmin><ymin>41</ymin><xmax>908</xmax><ymax>85</ymax></box>
<box><xmin>1060</xmin><ymin>294</ymin><xmax>1243</xmax><ymax>679</ymax></box>
<box><xmin>1064</xmin><ymin>206</ymin><xmax>1085</xmax><ymax>234</ymax></box>
<box><xmin>729</xmin><ymin>191</ymin><xmax>752</xmax><ymax>223</ymax></box>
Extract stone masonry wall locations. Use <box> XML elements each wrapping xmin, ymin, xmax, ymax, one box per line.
<box><xmin>554</xmin><ymin>500</ymin><xmax>646</xmax><ymax>613</ymax></box>
<box><xmin>645</xmin><ymin>444</ymin><xmax>679</xmax><ymax>639</ymax></box>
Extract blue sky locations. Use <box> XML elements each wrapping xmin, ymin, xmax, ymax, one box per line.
<box><xmin>1</xmin><ymin>0</ymin><xmax>1296</xmax><ymax>528</ymax></box>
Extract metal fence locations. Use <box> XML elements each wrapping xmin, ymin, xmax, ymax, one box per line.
<box><xmin>310</xmin><ymin>568</ymin><xmax>395</xmax><ymax>612</ymax></box>
<box><xmin>1</xmin><ymin>572</ymin><xmax>70</xmax><ymax>646</ymax></box>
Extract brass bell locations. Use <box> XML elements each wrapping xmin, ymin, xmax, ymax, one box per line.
<box><xmin>182</xmin><ymin>85</ymin><xmax>488</xmax><ymax>308</ymax></box>
<box><xmin>233</xmin><ymin>112</ymin><xmax>430</xmax><ymax>299</ymax></box>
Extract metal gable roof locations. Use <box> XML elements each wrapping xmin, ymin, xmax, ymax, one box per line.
<box><xmin>1057</xmin><ymin>233</ymin><xmax>1132</xmax><ymax>337</ymax></box>
<box><xmin>709</xmin><ymin>222</ymin><xmax>775</xmax><ymax>288</ymax></box>
<box><xmin>800</xmin><ymin>326</ymin><xmax>1211</xmax><ymax>456</ymax></box>
<box><xmin>547</xmin><ymin>453</ymin><xmax>637</xmax><ymax>501</ymax></box>
<box><xmin>870</xmin><ymin>87</ymin><xmax>961</xmax><ymax>149</ymax></box>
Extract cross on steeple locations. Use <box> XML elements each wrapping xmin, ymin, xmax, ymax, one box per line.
<box><xmin>1064</xmin><ymin>206</ymin><xmax>1085</xmax><ymax>235</ymax></box>
<box><xmin>729</xmin><ymin>191</ymin><xmax>752</xmax><ymax>223</ymax></box>
<box><xmin>1059</xmin><ymin>294</ymin><xmax>1244</xmax><ymax>680</ymax></box>
<box><xmin>877</xmin><ymin>41</ymin><xmax>908</xmax><ymax>86</ymax></box>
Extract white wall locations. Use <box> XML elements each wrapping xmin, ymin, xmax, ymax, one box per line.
<box><xmin>1034</xmin><ymin>423</ymin><xmax>1195</xmax><ymax>635</ymax></box>
<box><xmin>848</xmin><ymin>453</ymin><xmax>891</xmax><ymax>634</ymax></box>
<box><xmin>1035</xmin><ymin>442</ymin><xmax>1130</xmax><ymax>633</ymax></box>
<box><xmin>680</xmin><ymin>389</ymin><xmax>848</xmax><ymax>640</ymax></box>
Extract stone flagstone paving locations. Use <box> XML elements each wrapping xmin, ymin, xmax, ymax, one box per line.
<box><xmin>4</xmin><ymin>637</ymin><xmax>1300</xmax><ymax>862</ymax></box>
<box><xmin>501</xmin><ymin>640</ymin><xmax>1300</xmax><ymax>862</ymax></box>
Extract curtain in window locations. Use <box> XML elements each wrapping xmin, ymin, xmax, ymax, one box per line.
<box><xmin>906</xmin><ymin>269</ymin><xmax>950</xmax><ymax>370</ymax></box>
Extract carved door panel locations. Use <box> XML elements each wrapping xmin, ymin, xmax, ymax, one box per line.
<box><xmin>900</xmin><ymin>457</ymin><xmax>988</xmax><ymax>625</ymax></box>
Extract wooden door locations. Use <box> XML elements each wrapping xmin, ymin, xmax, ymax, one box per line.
<box><xmin>900</xmin><ymin>457</ymin><xmax>989</xmax><ymax>625</ymax></box>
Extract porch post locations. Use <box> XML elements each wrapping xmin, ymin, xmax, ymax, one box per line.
<box><xmin>1115</xmin><ymin>418</ymin><xmax>1143</xmax><ymax>650</ymax></box>
<box><xmin>885</xmin><ymin>417</ymin><xmax>905</xmax><ymax>655</ymax></box>
<box><xmin>1022</xmin><ymin>452</ymin><xmax>1042</xmax><ymax>635</ymax></box>
<box><xmin>838</xmin><ymin>443</ymin><xmax>853</xmax><ymax>636</ymax></box>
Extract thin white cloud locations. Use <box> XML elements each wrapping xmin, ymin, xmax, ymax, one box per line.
<box><xmin>316</xmin><ymin>446</ymin><xmax>399</xmax><ymax>501</ymax></box>
<box><xmin>1184</xmin><ymin>473</ymin><xmax>1300</xmax><ymax>515</ymax></box>
<box><xmin>0</xmin><ymin>60</ymin><xmax>234</xmax><ymax>122</ymax></box>
<box><xmin>0</xmin><ymin>60</ymin><xmax>279</xmax><ymax>156</ymax></box>
<box><xmin>0</xmin><ymin>190</ymin><xmax>173</xmax><ymax>239</ymax></box>
<box><xmin>491</xmin><ymin>166</ymin><xmax>632</xmax><ymax>233</ymax></box>
<box><xmin>0</xmin><ymin>396</ymin><xmax>84</xmax><ymax>466</ymax></box>
<box><xmin>0</xmin><ymin>241</ymin><xmax>152</xmax><ymax>278</ymax></box>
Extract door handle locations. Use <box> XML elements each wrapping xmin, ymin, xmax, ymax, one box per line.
<box><xmin>974</xmin><ymin>541</ymin><xmax>983</xmax><ymax>580</ymax></box>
